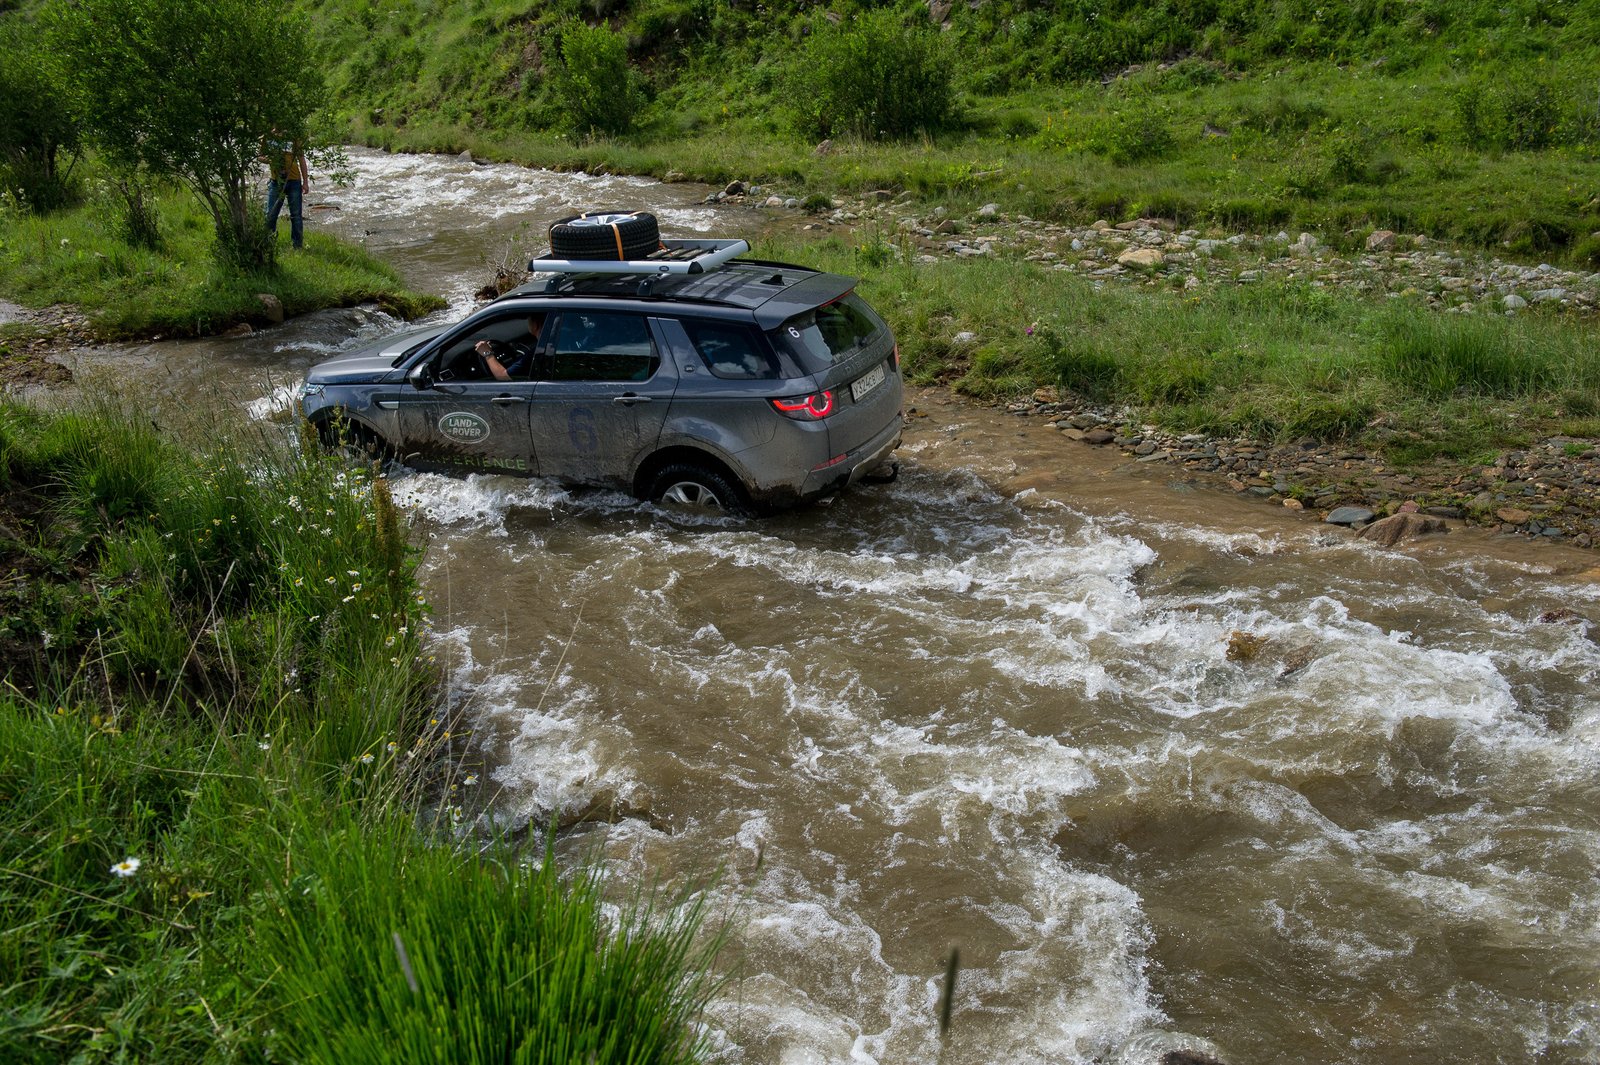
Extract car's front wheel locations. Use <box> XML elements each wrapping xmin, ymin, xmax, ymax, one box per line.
<box><xmin>647</xmin><ymin>463</ymin><xmax>747</xmax><ymax>514</ymax></box>
<box><xmin>315</xmin><ymin>415</ymin><xmax>390</xmax><ymax>464</ymax></box>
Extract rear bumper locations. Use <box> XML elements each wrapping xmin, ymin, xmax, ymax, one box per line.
<box><xmin>796</xmin><ymin>412</ymin><xmax>903</xmax><ymax>501</ymax></box>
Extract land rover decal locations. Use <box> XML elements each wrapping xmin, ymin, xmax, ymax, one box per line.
<box><xmin>438</xmin><ymin>411</ymin><xmax>491</xmax><ymax>444</ymax></box>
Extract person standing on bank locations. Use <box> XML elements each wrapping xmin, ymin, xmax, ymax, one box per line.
<box><xmin>263</xmin><ymin>131</ymin><xmax>311</xmax><ymax>249</ymax></box>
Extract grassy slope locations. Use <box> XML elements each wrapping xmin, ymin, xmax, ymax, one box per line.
<box><xmin>297</xmin><ymin>0</ymin><xmax>1600</xmax><ymax>262</ymax></box>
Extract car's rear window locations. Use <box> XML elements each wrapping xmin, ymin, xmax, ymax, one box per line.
<box><xmin>683</xmin><ymin>320</ymin><xmax>780</xmax><ymax>380</ymax></box>
<box><xmin>773</xmin><ymin>293</ymin><xmax>887</xmax><ymax>371</ymax></box>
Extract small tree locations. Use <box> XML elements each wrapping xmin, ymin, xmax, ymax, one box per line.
<box><xmin>551</xmin><ymin>21</ymin><xmax>644</xmax><ymax>137</ymax></box>
<box><xmin>0</xmin><ymin>14</ymin><xmax>80</xmax><ymax>211</ymax></box>
<box><xmin>49</xmin><ymin>0</ymin><xmax>327</xmax><ymax>270</ymax></box>
<box><xmin>788</xmin><ymin>9</ymin><xmax>958</xmax><ymax>141</ymax></box>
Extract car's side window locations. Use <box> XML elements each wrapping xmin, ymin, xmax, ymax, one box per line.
<box><xmin>682</xmin><ymin>320</ymin><xmax>779</xmax><ymax>380</ymax></box>
<box><xmin>545</xmin><ymin>313</ymin><xmax>659</xmax><ymax>382</ymax></box>
<box><xmin>436</xmin><ymin>316</ymin><xmax>538</xmax><ymax>382</ymax></box>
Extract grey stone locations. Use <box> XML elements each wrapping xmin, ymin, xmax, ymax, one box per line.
<box><xmin>255</xmin><ymin>293</ymin><xmax>285</xmax><ymax>324</ymax></box>
<box><xmin>1325</xmin><ymin>506</ymin><xmax>1375</xmax><ymax>526</ymax></box>
<box><xmin>952</xmin><ymin>331</ymin><xmax>978</xmax><ymax>345</ymax></box>
<box><xmin>1083</xmin><ymin>429</ymin><xmax>1116</xmax><ymax>445</ymax></box>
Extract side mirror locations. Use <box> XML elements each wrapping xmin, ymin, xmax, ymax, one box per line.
<box><xmin>407</xmin><ymin>363</ymin><xmax>434</xmax><ymax>391</ymax></box>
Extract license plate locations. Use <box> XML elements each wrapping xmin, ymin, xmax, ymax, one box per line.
<box><xmin>850</xmin><ymin>363</ymin><xmax>886</xmax><ymax>402</ymax></box>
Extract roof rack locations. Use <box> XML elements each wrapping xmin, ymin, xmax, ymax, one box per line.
<box><xmin>529</xmin><ymin>237</ymin><xmax>751</xmax><ymax>290</ymax></box>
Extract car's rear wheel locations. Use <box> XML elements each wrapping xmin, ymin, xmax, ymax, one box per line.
<box><xmin>647</xmin><ymin>463</ymin><xmax>747</xmax><ymax>514</ymax></box>
<box><xmin>548</xmin><ymin>211</ymin><xmax>661</xmax><ymax>261</ymax></box>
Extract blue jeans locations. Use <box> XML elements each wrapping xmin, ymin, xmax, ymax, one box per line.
<box><xmin>265</xmin><ymin>178</ymin><xmax>303</xmax><ymax>248</ymax></box>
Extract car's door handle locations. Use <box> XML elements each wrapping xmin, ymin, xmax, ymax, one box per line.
<box><xmin>491</xmin><ymin>395</ymin><xmax>528</xmax><ymax>405</ymax></box>
<box><xmin>613</xmin><ymin>394</ymin><xmax>652</xmax><ymax>406</ymax></box>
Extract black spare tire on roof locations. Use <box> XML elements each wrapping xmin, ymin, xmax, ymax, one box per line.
<box><xmin>548</xmin><ymin>210</ymin><xmax>661</xmax><ymax>261</ymax></box>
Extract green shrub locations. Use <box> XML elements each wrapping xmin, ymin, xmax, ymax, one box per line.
<box><xmin>999</xmin><ymin>109</ymin><xmax>1041</xmax><ymax>140</ymax></box>
<box><xmin>551</xmin><ymin>21</ymin><xmax>644</xmax><ymax>136</ymax></box>
<box><xmin>1085</xmin><ymin>108</ymin><xmax>1178</xmax><ymax>165</ymax></box>
<box><xmin>1454</xmin><ymin>74</ymin><xmax>1584</xmax><ymax>151</ymax></box>
<box><xmin>787</xmin><ymin>9</ymin><xmax>957</xmax><ymax>141</ymax></box>
<box><xmin>1233</xmin><ymin>93</ymin><xmax>1329</xmax><ymax>135</ymax></box>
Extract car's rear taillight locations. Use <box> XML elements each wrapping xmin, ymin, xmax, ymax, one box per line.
<box><xmin>771</xmin><ymin>390</ymin><xmax>835</xmax><ymax>420</ymax></box>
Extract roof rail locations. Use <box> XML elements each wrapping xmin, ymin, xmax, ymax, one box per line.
<box><xmin>528</xmin><ymin>237</ymin><xmax>751</xmax><ymax>279</ymax></box>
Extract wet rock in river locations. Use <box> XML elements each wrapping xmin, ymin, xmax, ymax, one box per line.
<box><xmin>1226</xmin><ymin>630</ymin><xmax>1270</xmax><ymax>662</ymax></box>
<box><xmin>1325</xmin><ymin>506</ymin><xmax>1375</xmax><ymax>526</ymax></box>
<box><xmin>1357</xmin><ymin>512</ymin><xmax>1448</xmax><ymax>547</ymax></box>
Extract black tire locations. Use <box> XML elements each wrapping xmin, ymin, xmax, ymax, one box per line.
<box><xmin>548</xmin><ymin>210</ymin><xmax>661</xmax><ymax>261</ymax></box>
<box><xmin>317</xmin><ymin>415</ymin><xmax>390</xmax><ymax>464</ymax></box>
<box><xmin>647</xmin><ymin>462</ymin><xmax>748</xmax><ymax>514</ymax></box>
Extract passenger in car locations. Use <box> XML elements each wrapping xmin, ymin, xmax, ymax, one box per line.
<box><xmin>475</xmin><ymin>315</ymin><xmax>544</xmax><ymax>381</ymax></box>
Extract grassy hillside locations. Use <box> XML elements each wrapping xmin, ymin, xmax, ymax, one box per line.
<box><xmin>293</xmin><ymin>0</ymin><xmax>1600</xmax><ymax>263</ymax></box>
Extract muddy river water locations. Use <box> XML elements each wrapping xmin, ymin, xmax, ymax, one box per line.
<box><xmin>54</xmin><ymin>150</ymin><xmax>1600</xmax><ymax>1064</ymax></box>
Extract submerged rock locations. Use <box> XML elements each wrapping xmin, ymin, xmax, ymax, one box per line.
<box><xmin>1357</xmin><ymin>512</ymin><xmax>1448</xmax><ymax>546</ymax></box>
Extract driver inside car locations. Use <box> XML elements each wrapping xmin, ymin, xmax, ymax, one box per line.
<box><xmin>473</xmin><ymin>315</ymin><xmax>545</xmax><ymax>382</ymax></box>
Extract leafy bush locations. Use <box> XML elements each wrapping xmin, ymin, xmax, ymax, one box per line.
<box><xmin>0</xmin><ymin>16</ymin><xmax>80</xmax><ymax>212</ymax></box>
<box><xmin>788</xmin><ymin>9</ymin><xmax>957</xmax><ymax>141</ymax></box>
<box><xmin>1454</xmin><ymin>75</ymin><xmax>1589</xmax><ymax>152</ymax></box>
<box><xmin>999</xmin><ymin>109</ymin><xmax>1042</xmax><ymax>140</ymax></box>
<box><xmin>1085</xmin><ymin>107</ymin><xmax>1178</xmax><ymax>164</ymax></box>
<box><xmin>551</xmin><ymin>20</ymin><xmax>644</xmax><ymax>136</ymax></box>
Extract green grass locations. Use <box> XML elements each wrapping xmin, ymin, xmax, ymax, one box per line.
<box><xmin>259</xmin><ymin>0</ymin><xmax>1600</xmax><ymax>266</ymax></box>
<box><xmin>0</xmin><ymin>401</ymin><xmax>723</xmax><ymax>1062</ymax></box>
<box><xmin>0</xmin><ymin>178</ymin><xmax>442</xmax><ymax>339</ymax></box>
<box><xmin>744</xmin><ymin>232</ymin><xmax>1599</xmax><ymax>464</ymax></box>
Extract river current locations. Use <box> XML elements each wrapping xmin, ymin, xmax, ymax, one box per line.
<box><xmin>56</xmin><ymin>150</ymin><xmax>1600</xmax><ymax>1064</ymax></box>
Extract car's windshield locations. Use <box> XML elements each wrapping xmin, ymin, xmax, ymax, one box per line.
<box><xmin>773</xmin><ymin>293</ymin><xmax>886</xmax><ymax>372</ymax></box>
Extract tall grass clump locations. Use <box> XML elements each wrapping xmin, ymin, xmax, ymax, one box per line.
<box><xmin>787</xmin><ymin>8</ymin><xmax>957</xmax><ymax>141</ymax></box>
<box><xmin>1375</xmin><ymin>309</ymin><xmax>1587</xmax><ymax>398</ymax></box>
<box><xmin>0</xmin><ymin>399</ymin><xmax>723</xmax><ymax>1062</ymax></box>
<box><xmin>264</xmin><ymin>826</ymin><xmax>724</xmax><ymax>1064</ymax></box>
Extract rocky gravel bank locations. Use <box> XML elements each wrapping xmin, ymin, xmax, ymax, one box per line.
<box><xmin>1003</xmin><ymin>385</ymin><xmax>1600</xmax><ymax>547</ymax></box>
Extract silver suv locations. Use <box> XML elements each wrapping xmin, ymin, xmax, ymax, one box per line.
<box><xmin>299</xmin><ymin>236</ymin><xmax>903</xmax><ymax>513</ymax></box>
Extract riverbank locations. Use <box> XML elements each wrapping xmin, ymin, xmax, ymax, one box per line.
<box><xmin>0</xmin><ymin>401</ymin><xmax>720</xmax><ymax>1061</ymax></box>
<box><xmin>0</xmin><ymin>183</ymin><xmax>442</xmax><ymax>345</ymax></box>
